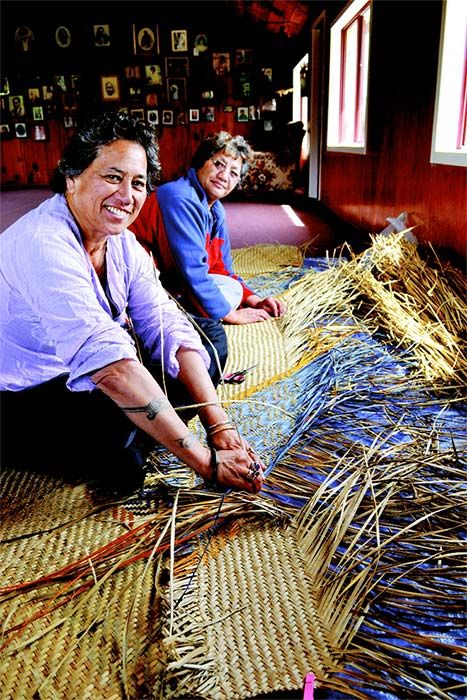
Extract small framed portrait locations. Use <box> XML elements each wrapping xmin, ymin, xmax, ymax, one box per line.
<box><xmin>14</xmin><ymin>122</ymin><xmax>27</xmax><ymax>138</ymax></box>
<box><xmin>235</xmin><ymin>48</ymin><xmax>253</xmax><ymax>65</ymax></box>
<box><xmin>177</xmin><ymin>111</ymin><xmax>187</xmax><ymax>126</ymax></box>
<box><xmin>70</xmin><ymin>74</ymin><xmax>81</xmax><ymax>93</ymax></box>
<box><xmin>28</xmin><ymin>87</ymin><xmax>41</xmax><ymax>103</ymax></box>
<box><xmin>145</xmin><ymin>64</ymin><xmax>163</xmax><ymax>87</ymax></box>
<box><xmin>223</xmin><ymin>105</ymin><xmax>233</xmax><ymax>113</ymax></box>
<box><xmin>145</xmin><ymin>92</ymin><xmax>158</xmax><ymax>108</ymax></box>
<box><xmin>130</xmin><ymin>108</ymin><xmax>145</xmax><ymax>121</ymax></box>
<box><xmin>32</xmin><ymin>105</ymin><xmax>44</xmax><ymax>121</ymax></box>
<box><xmin>100</xmin><ymin>75</ymin><xmax>120</xmax><ymax>101</ymax></box>
<box><xmin>167</xmin><ymin>78</ymin><xmax>186</xmax><ymax>103</ymax></box>
<box><xmin>0</xmin><ymin>77</ymin><xmax>10</xmax><ymax>95</ymax></box>
<box><xmin>162</xmin><ymin>109</ymin><xmax>173</xmax><ymax>125</ymax></box>
<box><xmin>63</xmin><ymin>115</ymin><xmax>75</xmax><ymax>129</ymax></box>
<box><xmin>42</xmin><ymin>85</ymin><xmax>54</xmax><ymax>101</ymax></box>
<box><xmin>236</xmin><ymin>106</ymin><xmax>249</xmax><ymax>122</ymax></box>
<box><xmin>193</xmin><ymin>33</ymin><xmax>208</xmax><ymax>56</ymax></box>
<box><xmin>165</xmin><ymin>56</ymin><xmax>189</xmax><ymax>79</ymax></box>
<box><xmin>171</xmin><ymin>29</ymin><xmax>187</xmax><ymax>52</ymax></box>
<box><xmin>9</xmin><ymin>95</ymin><xmax>26</xmax><ymax>119</ymax></box>
<box><xmin>262</xmin><ymin>67</ymin><xmax>273</xmax><ymax>82</ymax></box>
<box><xmin>33</xmin><ymin>124</ymin><xmax>47</xmax><ymax>141</ymax></box>
<box><xmin>55</xmin><ymin>25</ymin><xmax>71</xmax><ymax>48</ymax></box>
<box><xmin>53</xmin><ymin>75</ymin><xmax>67</xmax><ymax>92</ymax></box>
<box><xmin>93</xmin><ymin>24</ymin><xmax>110</xmax><ymax>47</ymax></box>
<box><xmin>14</xmin><ymin>25</ymin><xmax>35</xmax><ymax>52</ymax></box>
<box><xmin>213</xmin><ymin>52</ymin><xmax>230</xmax><ymax>76</ymax></box>
<box><xmin>146</xmin><ymin>109</ymin><xmax>159</xmax><ymax>125</ymax></box>
<box><xmin>202</xmin><ymin>106</ymin><xmax>215</xmax><ymax>122</ymax></box>
<box><xmin>0</xmin><ymin>124</ymin><xmax>11</xmax><ymax>139</ymax></box>
<box><xmin>124</xmin><ymin>65</ymin><xmax>141</xmax><ymax>81</ymax></box>
<box><xmin>133</xmin><ymin>24</ymin><xmax>159</xmax><ymax>56</ymax></box>
<box><xmin>189</xmin><ymin>108</ymin><xmax>199</xmax><ymax>122</ymax></box>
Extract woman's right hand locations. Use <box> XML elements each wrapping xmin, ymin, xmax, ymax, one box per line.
<box><xmin>213</xmin><ymin>447</ymin><xmax>265</xmax><ymax>494</ymax></box>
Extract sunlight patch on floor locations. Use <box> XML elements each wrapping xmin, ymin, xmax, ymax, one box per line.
<box><xmin>281</xmin><ymin>204</ymin><xmax>305</xmax><ymax>227</ymax></box>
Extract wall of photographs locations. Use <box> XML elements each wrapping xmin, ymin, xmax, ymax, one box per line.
<box><xmin>1</xmin><ymin>12</ymin><xmax>295</xmax><ymax>187</ymax></box>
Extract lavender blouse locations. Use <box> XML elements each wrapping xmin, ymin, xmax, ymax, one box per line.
<box><xmin>0</xmin><ymin>194</ymin><xmax>209</xmax><ymax>391</ymax></box>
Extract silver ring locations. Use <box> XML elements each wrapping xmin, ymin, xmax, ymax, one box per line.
<box><xmin>247</xmin><ymin>461</ymin><xmax>261</xmax><ymax>481</ymax></box>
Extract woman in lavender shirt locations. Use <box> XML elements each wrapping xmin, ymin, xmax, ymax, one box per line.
<box><xmin>0</xmin><ymin>112</ymin><xmax>264</xmax><ymax>496</ymax></box>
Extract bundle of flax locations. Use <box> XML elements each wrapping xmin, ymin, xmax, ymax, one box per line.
<box><xmin>347</xmin><ymin>232</ymin><xmax>467</xmax><ymax>389</ymax></box>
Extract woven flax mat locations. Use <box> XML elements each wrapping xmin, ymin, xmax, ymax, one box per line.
<box><xmin>1</xmin><ymin>239</ymin><xmax>465</xmax><ymax>700</ymax></box>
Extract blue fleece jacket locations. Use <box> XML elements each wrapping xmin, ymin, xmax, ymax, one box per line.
<box><xmin>130</xmin><ymin>168</ymin><xmax>253</xmax><ymax>319</ymax></box>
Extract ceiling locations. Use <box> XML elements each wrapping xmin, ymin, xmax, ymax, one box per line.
<box><xmin>231</xmin><ymin>1</ymin><xmax>312</xmax><ymax>38</ymax></box>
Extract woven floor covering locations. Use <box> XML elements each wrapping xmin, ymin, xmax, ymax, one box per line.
<box><xmin>1</xmin><ymin>238</ymin><xmax>466</xmax><ymax>700</ymax></box>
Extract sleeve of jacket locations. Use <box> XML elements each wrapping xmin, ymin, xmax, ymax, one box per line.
<box><xmin>157</xmin><ymin>191</ymin><xmax>235</xmax><ymax>319</ymax></box>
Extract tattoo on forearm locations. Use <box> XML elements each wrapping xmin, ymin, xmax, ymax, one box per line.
<box><xmin>121</xmin><ymin>397</ymin><xmax>171</xmax><ymax>421</ymax></box>
<box><xmin>176</xmin><ymin>434</ymin><xmax>197</xmax><ymax>449</ymax></box>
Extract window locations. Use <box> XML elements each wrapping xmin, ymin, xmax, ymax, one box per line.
<box><xmin>327</xmin><ymin>0</ymin><xmax>371</xmax><ymax>153</ymax></box>
<box><xmin>293</xmin><ymin>54</ymin><xmax>309</xmax><ymax>160</ymax></box>
<box><xmin>431</xmin><ymin>0</ymin><xmax>467</xmax><ymax>167</ymax></box>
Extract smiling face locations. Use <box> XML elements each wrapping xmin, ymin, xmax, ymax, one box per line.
<box><xmin>65</xmin><ymin>139</ymin><xmax>147</xmax><ymax>244</ymax></box>
<box><xmin>196</xmin><ymin>149</ymin><xmax>242</xmax><ymax>206</ymax></box>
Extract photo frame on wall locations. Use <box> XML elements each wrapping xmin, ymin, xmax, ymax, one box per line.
<box><xmin>171</xmin><ymin>29</ymin><xmax>187</xmax><ymax>52</ymax></box>
<box><xmin>14</xmin><ymin>122</ymin><xmax>27</xmax><ymax>138</ymax></box>
<box><xmin>130</xmin><ymin>108</ymin><xmax>144</xmax><ymax>121</ymax></box>
<box><xmin>145</xmin><ymin>64</ymin><xmax>163</xmax><ymax>87</ymax></box>
<box><xmin>0</xmin><ymin>124</ymin><xmax>11</xmax><ymax>139</ymax></box>
<box><xmin>165</xmin><ymin>57</ymin><xmax>189</xmax><ymax>79</ymax></box>
<box><xmin>100</xmin><ymin>75</ymin><xmax>120</xmax><ymax>101</ymax></box>
<box><xmin>162</xmin><ymin>109</ymin><xmax>173</xmax><ymax>125</ymax></box>
<box><xmin>167</xmin><ymin>78</ymin><xmax>186</xmax><ymax>103</ymax></box>
<box><xmin>33</xmin><ymin>124</ymin><xmax>47</xmax><ymax>141</ymax></box>
<box><xmin>55</xmin><ymin>25</ymin><xmax>72</xmax><ymax>48</ymax></box>
<box><xmin>193</xmin><ymin>33</ymin><xmax>208</xmax><ymax>56</ymax></box>
<box><xmin>236</xmin><ymin>106</ymin><xmax>249</xmax><ymax>122</ymax></box>
<box><xmin>93</xmin><ymin>24</ymin><xmax>110</xmax><ymax>46</ymax></box>
<box><xmin>32</xmin><ymin>105</ymin><xmax>44</xmax><ymax>121</ymax></box>
<box><xmin>0</xmin><ymin>77</ymin><xmax>10</xmax><ymax>96</ymax></box>
<box><xmin>189</xmin><ymin>108</ymin><xmax>199</xmax><ymax>122</ymax></box>
<box><xmin>133</xmin><ymin>24</ymin><xmax>159</xmax><ymax>56</ymax></box>
<box><xmin>146</xmin><ymin>109</ymin><xmax>159</xmax><ymax>125</ymax></box>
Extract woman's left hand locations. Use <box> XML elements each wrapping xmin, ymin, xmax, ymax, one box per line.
<box><xmin>208</xmin><ymin>427</ymin><xmax>266</xmax><ymax>477</ymax></box>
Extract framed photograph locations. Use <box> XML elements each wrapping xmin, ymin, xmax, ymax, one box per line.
<box><xmin>0</xmin><ymin>124</ymin><xmax>11</xmax><ymax>138</ymax></box>
<box><xmin>262</xmin><ymin>67</ymin><xmax>273</xmax><ymax>82</ymax></box>
<box><xmin>213</xmin><ymin>52</ymin><xmax>230</xmax><ymax>76</ymax></box>
<box><xmin>63</xmin><ymin>115</ymin><xmax>75</xmax><ymax>129</ymax></box>
<box><xmin>93</xmin><ymin>24</ymin><xmax>110</xmax><ymax>47</ymax></box>
<box><xmin>202</xmin><ymin>106</ymin><xmax>215</xmax><ymax>122</ymax></box>
<box><xmin>162</xmin><ymin>109</ymin><xmax>173</xmax><ymax>125</ymax></box>
<box><xmin>171</xmin><ymin>29</ymin><xmax>187</xmax><ymax>52</ymax></box>
<box><xmin>236</xmin><ymin>106</ymin><xmax>249</xmax><ymax>122</ymax></box>
<box><xmin>32</xmin><ymin>105</ymin><xmax>44</xmax><ymax>121</ymax></box>
<box><xmin>165</xmin><ymin>56</ymin><xmax>189</xmax><ymax>79</ymax></box>
<box><xmin>177</xmin><ymin>111</ymin><xmax>187</xmax><ymax>126</ymax></box>
<box><xmin>1</xmin><ymin>77</ymin><xmax>10</xmax><ymax>95</ymax></box>
<box><xmin>9</xmin><ymin>95</ymin><xmax>26</xmax><ymax>119</ymax></box>
<box><xmin>100</xmin><ymin>75</ymin><xmax>120</xmax><ymax>101</ymax></box>
<box><xmin>124</xmin><ymin>65</ymin><xmax>141</xmax><ymax>81</ymax></box>
<box><xmin>14</xmin><ymin>122</ymin><xmax>27</xmax><ymax>138</ymax></box>
<box><xmin>146</xmin><ymin>109</ymin><xmax>159</xmax><ymax>125</ymax></box>
<box><xmin>55</xmin><ymin>25</ymin><xmax>71</xmax><ymax>48</ymax></box>
<box><xmin>193</xmin><ymin>33</ymin><xmax>208</xmax><ymax>56</ymax></box>
<box><xmin>70</xmin><ymin>74</ymin><xmax>81</xmax><ymax>93</ymax></box>
<box><xmin>130</xmin><ymin>108</ymin><xmax>144</xmax><ymax>121</ymax></box>
<box><xmin>145</xmin><ymin>64</ymin><xmax>163</xmax><ymax>87</ymax></box>
<box><xmin>235</xmin><ymin>48</ymin><xmax>253</xmax><ymax>65</ymax></box>
<box><xmin>223</xmin><ymin>105</ymin><xmax>233</xmax><ymax>113</ymax></box>
<box><xmin>33</xmin><ymin>124</ymin><xmax>47</xmax><ymax>141</ymax></box>
<box><xmin>189</xmin><ymin>108</ymin><xmax>199</xmax><ymax>122</ymax></box>
<box><xmin>42</xmin><ymin>84</ymin><xmax>54</xmax><ymax>101</ymax></box>
<box><xmin>145</xmin><ymin>92</ymin><xmax>158</xmax><ymax>108</ymax></box>
<box><xmin>14</xmin><ymin>25</ymin><xmax>35</xmax><ymax>52</ymax></box>
<box><xmin>28</xmin><ymin>87</ymin><xmax>41</xmax><ymax>103</ymax></box>
<box><xmin>167</xmin><ymin>78</ymin><xmax>186</xmax><ymax>102</ymax></box>
<box><xmin>133</xmin><ymin>24</ymin><xmax>159</xmax><ymax>56</ymax></box>
<box><xmin>53</xmin><ymin>75</ymin><xmax>67</xmax><ymax>93</ymax></box>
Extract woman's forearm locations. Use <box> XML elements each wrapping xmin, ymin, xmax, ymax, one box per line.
<box><xmin>90</xmin><ymin>358</ymin><xmax>212</xmax><ymax>479</ymax></box>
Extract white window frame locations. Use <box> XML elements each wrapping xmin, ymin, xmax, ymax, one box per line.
<box><xmin>327</xmin><ymin>0</ymin><xmax>371</xmax><ymax>154</ymax></box>
<box><xmin>430</xmin><ymin>0</ymin><xmax>467</xmax><ymax>167</ymax></box>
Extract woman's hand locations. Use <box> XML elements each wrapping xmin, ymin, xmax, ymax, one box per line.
<box><xmin>214</xmin><ymin>447</ymin><xmax>265</xmax><ymax>494</ymax></box>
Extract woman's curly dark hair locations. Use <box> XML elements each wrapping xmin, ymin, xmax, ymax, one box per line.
<box><xmin>50</xmin><ymin>111</ymin><xmax>161</xmax><ymax>194</ymax></box>
<box><xmin>191</xmin><ymin>131</ymin><xmax>253</xmax><ymax>179</ymax></box>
